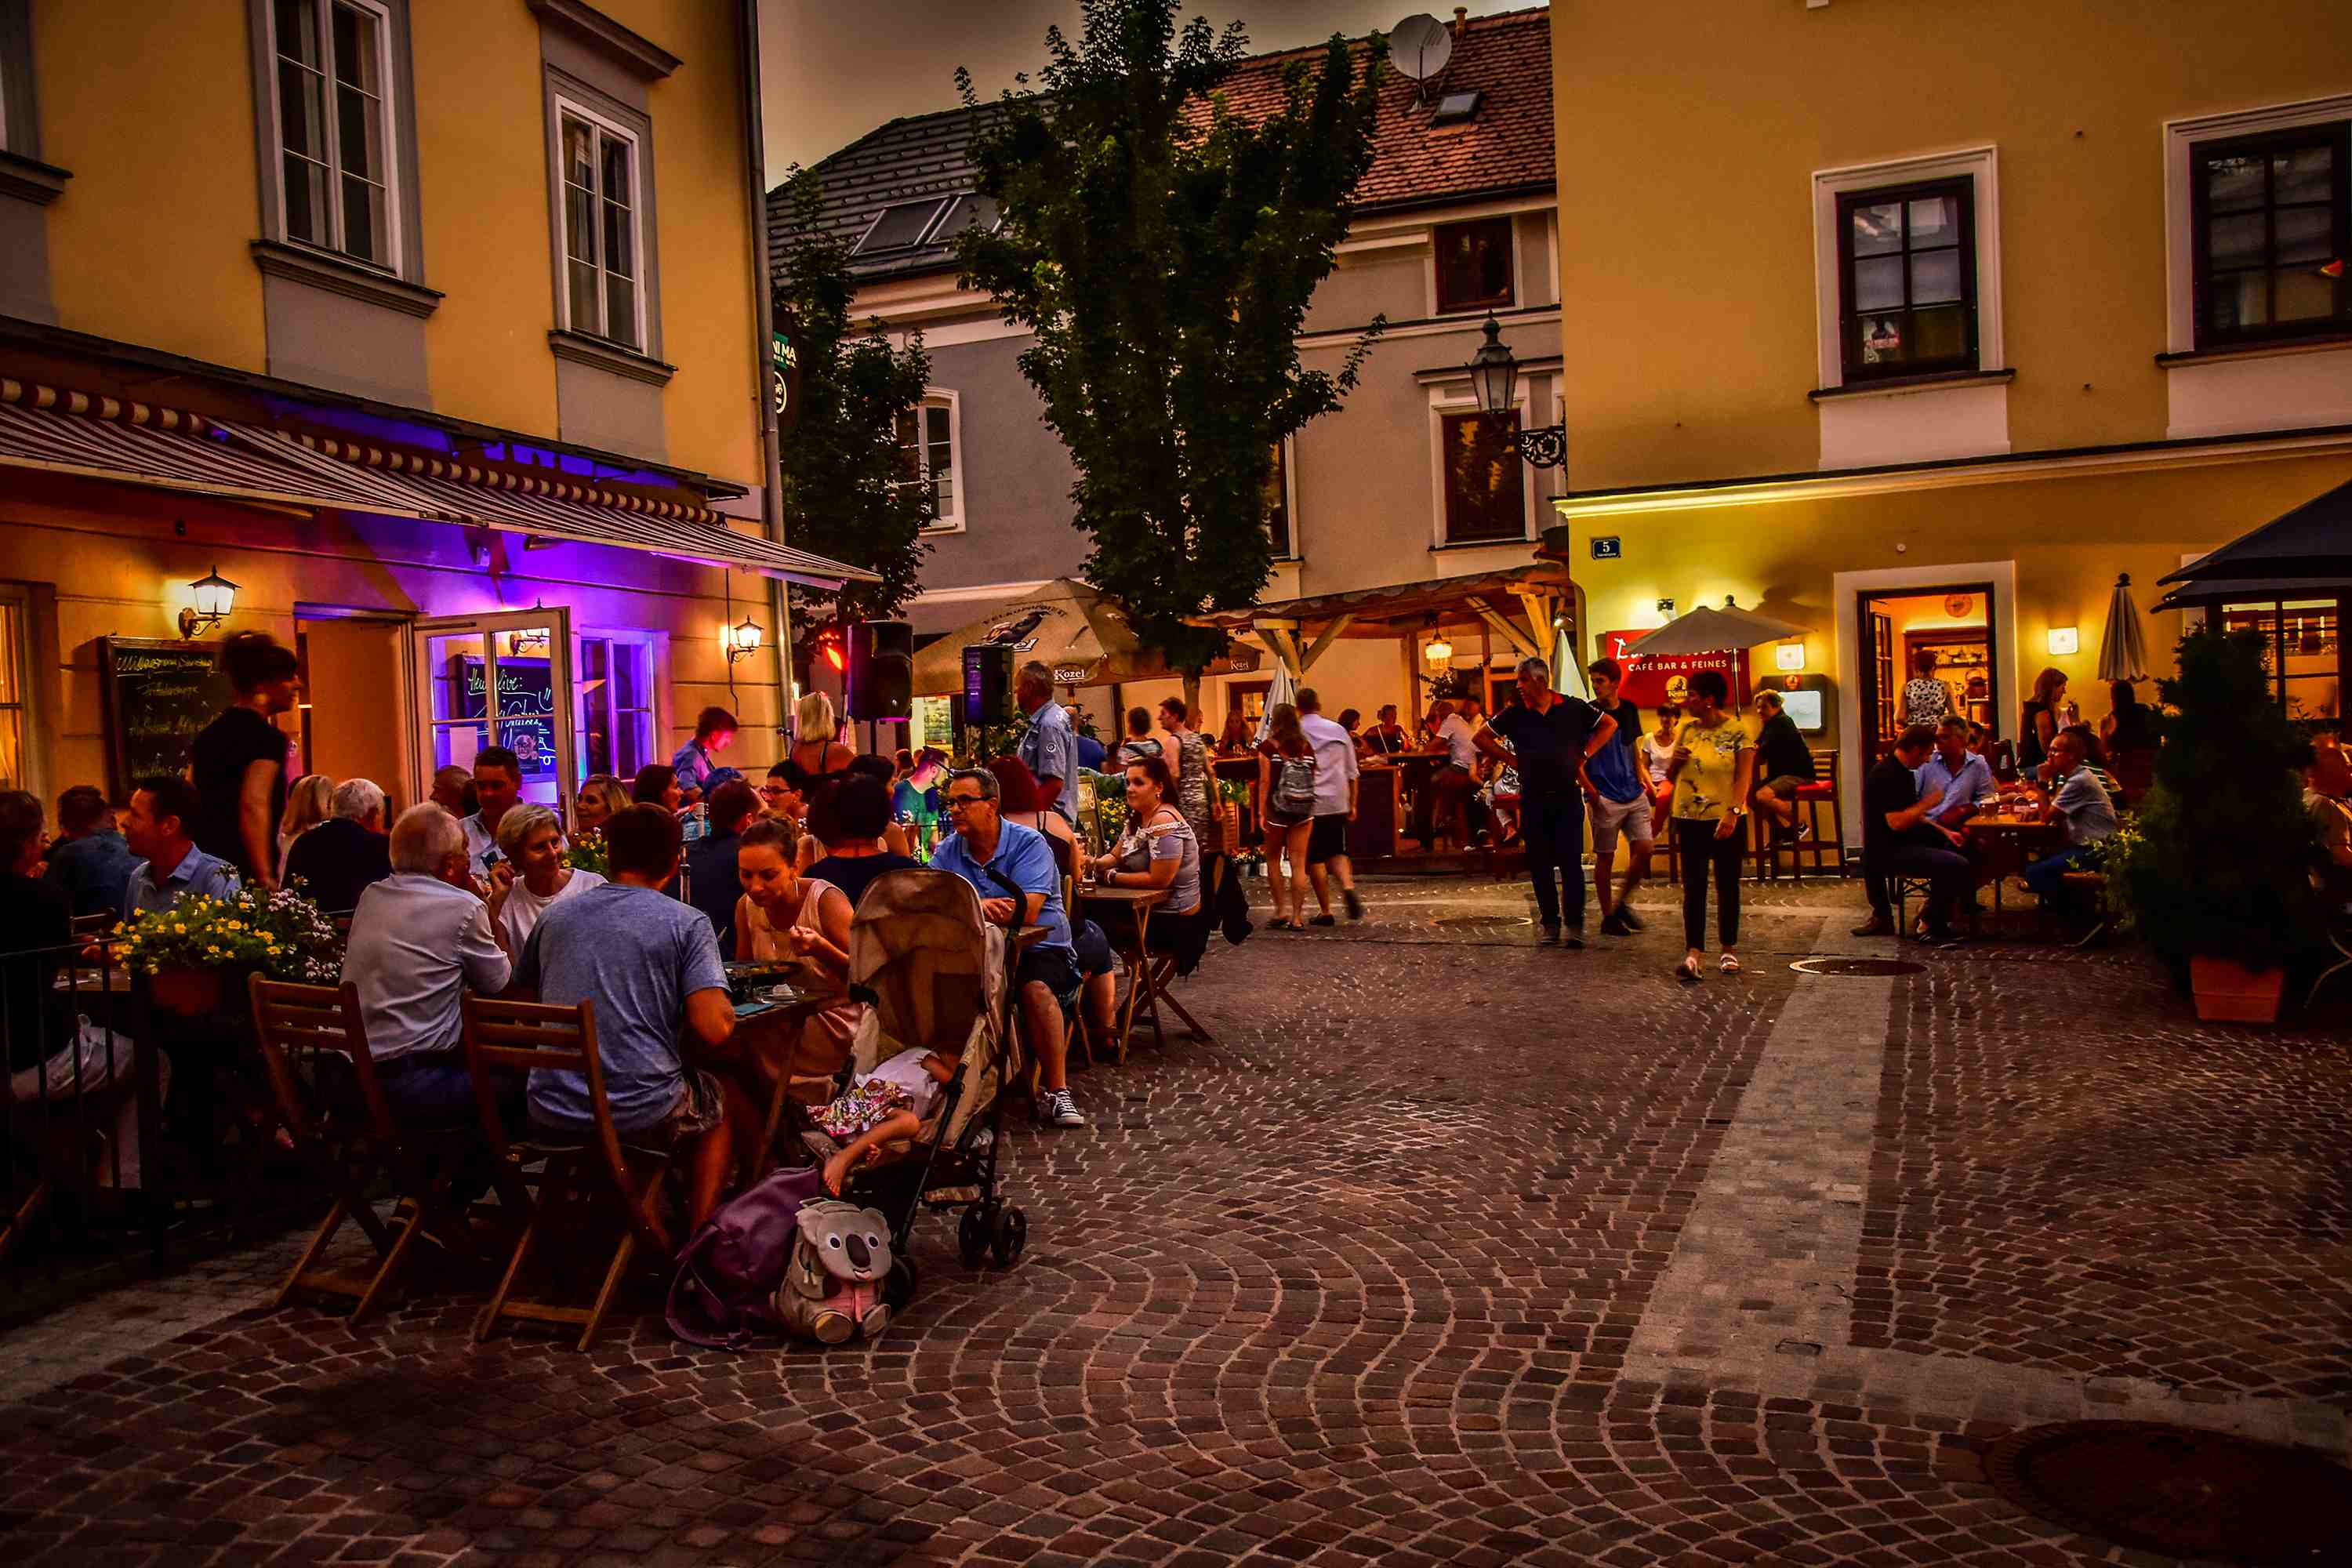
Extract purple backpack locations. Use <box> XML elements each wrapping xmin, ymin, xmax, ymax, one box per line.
<box><xmin>666</xmin><ymin>1163</ymin><xmax>826</xmax><ymax>1348</ymax></box>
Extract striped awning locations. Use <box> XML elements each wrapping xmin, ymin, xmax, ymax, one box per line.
<box><xmin>0</xmin><ymin>379</ymin><xmax>877</xmax><ymax>590</ymax></box>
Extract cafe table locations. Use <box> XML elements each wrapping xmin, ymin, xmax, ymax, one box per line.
<box><xmin>1076</xmin><ymin>884</ymin><xmax>1168</xmax><ymax>1062</ymax></box>
<box><xmin>1963</xmin><ymin>811</ymin><xmax>2067</xmax><ymax>931</ymax></box>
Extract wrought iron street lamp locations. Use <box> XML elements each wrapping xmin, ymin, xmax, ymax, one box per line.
<box><xmin>177</xmin><ymin>566</ymin><xmax>238</xmax><ymax>639</ymax></box>
<box><xmin>1468</xmin><ymin>316</ymin><xmax>1567</xmax><ymax>470</ymax></box>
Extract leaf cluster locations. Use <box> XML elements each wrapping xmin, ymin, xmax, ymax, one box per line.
<box><xmin>953</xmin><ymin>0</ymin><xmax>1387</xmax><ymax>677</ymax></box>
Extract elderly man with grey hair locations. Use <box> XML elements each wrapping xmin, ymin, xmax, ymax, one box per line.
<box><xmin>1473</xmin><ymin>655</ymin><xmax>1613</xmax><ymax>948</ymax></box>
<box><xmin>339</xmin><ymin>803</ymin><xmax>514</xmax><ymax>1123</ymax></box>
<box><xmin>284</xmin><ymin>776</ymin><xmax>394</xmax><ymax>913</ymax></box>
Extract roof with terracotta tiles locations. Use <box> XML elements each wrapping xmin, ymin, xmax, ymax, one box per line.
<box><xmin>770</xmin><ymin>7</ymin><xmax>1552</xmax><ymax>287</ymax></box>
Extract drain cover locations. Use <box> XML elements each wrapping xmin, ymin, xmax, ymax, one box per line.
<box><xmin>1432</xmin><ymin>915</ymin><xmax>1532</xmax><ymax>929</ymax></box>
<box><xmin>1984</xmin><ymin>1421</ymin><xmax>2352</xmax><ymax>1564</ymax></box>
<box><xmin>1789</xmin><ymin>956</ymin><xmax>1925</xmax><ymax>976</ymax></box>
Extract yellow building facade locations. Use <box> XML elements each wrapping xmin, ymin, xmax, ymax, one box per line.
<box><xmin>1549</xmin><ymin>0</ymin><xmax>2352</xmax><ymax>823</ymax></box>
<box><xmin>0</xmin><ymin>0</ymin><xmax>845</xmax><ymax>816</ymax></box>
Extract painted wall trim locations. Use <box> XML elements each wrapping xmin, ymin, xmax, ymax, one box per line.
<box><xmin>2163</xmin><ymin>343</ymin><xmax>2352</xmax><ymax>439</ymax></box>
<box><xmin>2163</xmin><ymin>92</ymin><xmax>2352</xmax><ymax>354</ymax></box>
<box><xmin>0</xmin><ymin>150</ymin><xmax>68</xmax><ymax>205</ymax></box>
<box><xmin>251</xmin><ymin>239</ymin><xmax>443</xmax><ymax>318</ymax></box>
<box><xmin>1810</xmin><ymin>143</ymin><xmax>2002</xmax><ymax>392</ymax></box>
<box><xmin>1817</xmin><ymin>378</ymin><xmax>2011</xmax><ymax>470</ymax></box>
<box><xmin>1552</xmin><ymin>426</ymin><xmax>2352</xmax><ymax>519</ymax></box>
<box><xmin>548</xmin><ymin>328</ymin><xmax>675</xmax><ymax>385</ymax></box>
<box><xmin>524</xmin><ymin>0</ymin><xmax>680</xmax><ymax>78</ymax></box>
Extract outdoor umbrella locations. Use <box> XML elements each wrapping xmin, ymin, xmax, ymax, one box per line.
<box><xmin>1552</xmin><ymin>622</ymin><xmax>1589</xmax><ymax>700</ymax></box>
<box><xmin>909</xmin><ymin>577</ymin><xmax>1260</xmax><ymax>694</ymax></box>
<box><xmin>1622</xmin><ymin>602</ymin><xmax>1811</xmax><ymax>657</ymax></box>
<box><xmin>1255</xmin><ymin>659</ymin><xmax>1298</xmax><ymax>744</ymax></box>
<box><xmin>2098</xmin><ymin>573</ymin><xmax>2150</xmax><ymax>683</ymax></box>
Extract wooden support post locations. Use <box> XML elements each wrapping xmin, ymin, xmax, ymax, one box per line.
<box><xmin>1479</xmin><ymin>615</ymin><xmax>1492</xmax><ymax>702</ymax></box>
<box><xmin>1513</xmin><ymin>590</ymin><xmax>1554</xmax><ymax>655</ymax></box>
<box><xmin>1465</xmin><ymin>596</ymin><xmax>1541</xmax><ymax>659</ymax></box>
<box><xmin>1298</xmin><ymin>613</ymin><xmax>1354</xmax><ymax>673</ymax></box>
<box><xmin>1403</xmin><ymin>633</ymin><xmax>1421</xmax><ymax>731</ymax></box>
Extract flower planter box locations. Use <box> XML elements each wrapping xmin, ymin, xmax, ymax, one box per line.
<box><xmin>2188</xmin><ymin>955</ymin><xmax>2285</xmax><ymax>1024</ymax></box>
<box><xmin>147</xmin><ymin>965</ymin><xmax>229</xmax><ymax>1019</ymax></box>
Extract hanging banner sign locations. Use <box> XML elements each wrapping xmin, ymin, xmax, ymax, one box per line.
<box><xmin>1598</xmin><ymin>630</ymin><xmax>1750</xmax><ymax>710</ymax></box>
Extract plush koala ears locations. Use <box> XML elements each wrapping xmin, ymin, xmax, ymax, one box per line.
<box><xmin>794</xmin><ymin>1200</ymin><xmax>891</xmax><ymax>1246</ymax></box>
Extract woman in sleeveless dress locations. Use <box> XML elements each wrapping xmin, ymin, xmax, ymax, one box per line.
<box><xmin>733</xmin><ymin>818</ymin><xmax>862</xmax><ymax>1106</ymax></box>
<box><xmin>779</xmin><ymin>690</ymin><xmax>856</xmax><ymax>796</ymax></box>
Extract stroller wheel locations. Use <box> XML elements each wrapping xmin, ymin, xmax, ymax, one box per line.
<box><xmin>885</xmin><ymin>1254</ymin><xmax>920</xmax><ymax>1310</ymax></box>
<box><xmin>991</xmin><ymin>1205</ymin><xmax>1028</xmax><ymax>1269</ymax></box>
<box><xmin>958</xmin><ymin>1207</ymin><xmax>990</xmax><ymax>1269</ymax></box>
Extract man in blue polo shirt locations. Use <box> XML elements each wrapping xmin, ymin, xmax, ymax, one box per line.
<box><xmin>931</xmin><ymin>767</ymin><xmax>1087</xmax><ymax>1128</ymax></box>
<box><xmin>122</xmin><ymin>775</ymin><xmax>241</xmax><ymax>918</ymax></box>
<box><xmin>1015</xmin><ymin>662</ymin><xmax>1080</xmax><ymax>822</ymax></box>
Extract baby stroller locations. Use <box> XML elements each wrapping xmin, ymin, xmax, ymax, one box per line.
<box><xmin>785</xmin><ymin>869</ymin><xmax>1030</xmax><ymax>1290</ymax></box>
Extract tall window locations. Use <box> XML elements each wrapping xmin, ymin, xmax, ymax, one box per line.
<box><xmin>1836</xmin><ymin>178</ymin><xmax>1976</xmax><ymax>380</ymax></box>
<box><xmin>559</xmin><ymin>107</ymin><xmax>641</xmax><ymax>350</ymax></box>
<box><xmin>0</xmin><ymin>586</ymin><xmax>31</xmax><ymax>793</ymax></box>
<box><xmin>1441</xmin><ymin>411</ymin><xmax>1525</xmax><ymax>544</ymax></box>
<box><xmin>895</xmin><ymin>395</ymin><xmax>960</xmax><ymax>529</ymax></box>
<box><xmin>2193</xmin><ymin>122</ymin><xmax>2350</xmax><ymax>348</ymax></box>
<box><xmin>575</xmin><ymin>634</ymin><xmax>656</xmax><ymax>782</ymax></box>
<box><xmin>1264</xmin><ymin>441</ymin><xmax>1291</xmax><ymax>557</ymax></box>
<box><xmin>270</xmin><ymin>0</ymin><xmax>396</xmax><ymax>268</ymax></box>
<box><xmin>2220</xmin><ymin>598</ymin><xmax>2344</xmax><ymax>721</ymax></box>
<box><xmin>1434</xmin><ymin>216</ymin><xmax>1515</xmax><ymax>314</ymax></box>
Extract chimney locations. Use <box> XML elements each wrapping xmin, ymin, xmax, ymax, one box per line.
<box><xmin>1453</xmin><ymin>6</ymin><xmax>1468</xmax><ymax>38</ymax></box>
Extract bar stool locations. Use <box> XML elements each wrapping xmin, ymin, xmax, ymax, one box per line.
<box><xmin>1755</xmin><ymin>750</ymin><xmax>1844</xmax><ymax>881</ymax></box>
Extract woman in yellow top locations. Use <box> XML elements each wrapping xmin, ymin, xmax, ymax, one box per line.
<box><xmin>1662</xmin><ymin>669</ymin><xmax>1755</xmax><ymax>982</ymax></box>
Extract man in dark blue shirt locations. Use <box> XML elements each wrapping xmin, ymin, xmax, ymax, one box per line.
<box><xmin>42</xmin><ymin>785</ymin><xmax>136</xmax><ymax>920</ymax></box>
<box><xmin>1476</xmin><ymin>657</ymin><xmax>1616</xmax><ymax>949</ymax></box>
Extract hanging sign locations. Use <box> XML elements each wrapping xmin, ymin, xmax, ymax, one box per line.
<box><xmin>1599</xmin><ymin>629</ymin><xmax>1751</xmax><ymax>710</ymax></box>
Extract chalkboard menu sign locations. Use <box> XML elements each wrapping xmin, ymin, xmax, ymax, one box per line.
<box><xmin>99</xmin><ymin>637</ymin><xmax>234</xmax><ymax>798</ymax></box>
<box><xmin>456</xmin><ymin>655</ymin><xmax>558</xmax><ymax>781</ymax></box>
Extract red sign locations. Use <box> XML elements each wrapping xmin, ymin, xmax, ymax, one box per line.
<box><xmin>1597</xmin><ymin>630</ymin><xmax>1749</xmax><ymax>710</ymax></box>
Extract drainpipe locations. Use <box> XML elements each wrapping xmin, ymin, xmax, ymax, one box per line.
<box><xmin>739</xmin><ymin>0</ymin><xmax>795</xmax><ymax>737</ymax></box>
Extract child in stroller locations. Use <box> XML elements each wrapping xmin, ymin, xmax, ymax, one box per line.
<box><xmin>813</xmin><ymin>1044</ymin><xmax>955</xmax><ymax>1195</ymax></box>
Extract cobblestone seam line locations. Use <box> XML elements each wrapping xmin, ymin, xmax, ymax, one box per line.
<box><xmin>1624</xmin><ymin>915</ymin><xmax>2352</xmax><ymax>1457</ymax></box>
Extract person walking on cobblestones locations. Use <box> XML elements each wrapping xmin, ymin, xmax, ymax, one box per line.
<box><xmin>1478</xmin><ymin>657</ymin><xmax>1613</xmax><ymax>949</ymax></box>
<box><xmin>1661</xmin><ymin>669</ymin><xmax>1751</xmax><ymax>981</ymax></box>
<box><xmin>1584</xmin><ymin>658</ymin><xmax>1651</xmax><ymax>938</ymax></box>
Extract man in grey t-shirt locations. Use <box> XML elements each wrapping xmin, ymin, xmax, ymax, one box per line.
<box><xmin>512</xmin><ymin>804</ymin><xmax>745</xmax><ymax>1225</ymax></box>
<box><xmin>2023</xmin><ymin>728</ymin><xmax>2117</xmax><ymax>901</ymax></box>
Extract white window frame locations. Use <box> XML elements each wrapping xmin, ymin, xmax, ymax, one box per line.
<box><xmin>0</xmin><ymin>582</ymin><xmax>43</xmax><ymax>804</ymax></box>
<box><xmin>572</xmin><ymin>627</ymin><xmax>664</xmax><ymax>784</ymax></box>
<box><xmin>1426</xmin><ymin>383</ymin><xmax>1536</xmax><ymax>550</ymax></box>
<box><xmin>552</xmin><ymin>94</ymin><xmax>648</xmax><ymax>351</ymax></box>
<box><xmin>262</xmin><ymin>0</ymin><xmax>402</xmax><ymax>273</ymax></box>
<box><xmin>2165</xmin><ymin>93</ymin><xmax>2352</xmax><ymax>354</ymax></box>
<box><xmin>1811</xmin><ymin>146</ymin><xmax>2002</xmax><ymax>390</ymax></box>
<box><xmin>1268</xmin><ymin>434</ymin><xmax>1299</xmax><ymax>561</ymax></box>
<box><xmin>897</xmin><ymin>388</ymin><xmax>964</xmax><ymax>533</ymax></box>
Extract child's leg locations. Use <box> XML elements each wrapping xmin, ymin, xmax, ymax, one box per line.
<box><xmin>822</xmin><ymin>1109</ymin><xmax>923</xmax><ymax>1195</ymax></box>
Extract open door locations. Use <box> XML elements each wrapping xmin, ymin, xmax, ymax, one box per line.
<box><xmin>413</xmin><ymin>608</ymin><xmax>578</xmax><ymax>815</ymax></box>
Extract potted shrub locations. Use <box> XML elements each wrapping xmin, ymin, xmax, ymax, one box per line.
<box><xmin>2121</xmin><ymin>624</ymin><xmax>2320</xmax><ymax>1022</ymax></box>
<box><xmin>118</xmin><ymin>883</ymin><xmax>344</xmax><ymax>1018</ymax></box>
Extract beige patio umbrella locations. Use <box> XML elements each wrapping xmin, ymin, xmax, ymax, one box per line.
<box><xmin>1621</xmin><ymin>601</ymin><xmax>1811</xmax><ymax>657</ymax></box>
<box><xmin>2098</xmin><ymin>573</ymin><xmax>2150</xmax><ymax>683</ymax></box>
<box><xmin>910</xmin><ymin>577</ymin><xmax>1258</xmax><ymax>693</ymax></box>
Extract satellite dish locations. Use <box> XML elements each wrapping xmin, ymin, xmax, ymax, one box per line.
<box><xmin>1389</xmin><ymin>13</ymin><xmax>1454</xmax><ymax>86</ymax></box>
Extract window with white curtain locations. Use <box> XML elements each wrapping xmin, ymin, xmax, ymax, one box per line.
<box><xmin>267</xmin><ymin>0</ymin><xmax>398</xmax><ymax>269</ymax></box>
<box><xmin>557</xmin><ymin>103</ymin><xmax>643</xmax><ymax>350</ymax></box>
<box><xmin>0</xmin><ymin>586</ymin><xmax>34</xmax><ymax>795</ymax></box>
<box><xmin>895</xmin><ymin>392</ymin><xmax>963</xmax><ymax>531</ymax></box>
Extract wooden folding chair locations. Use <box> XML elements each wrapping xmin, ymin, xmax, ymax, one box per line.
<box><xmin>249</xmin><ymin>975</ymin><xmax>485</xmax><ymax>1321</ymax></box>
<box><xmin>462</xmin><ymin>994</ymin><xmax>680</xmax><ymax>1350</ymax></box>
<box><xmin>1141</xmin><ymin>860</ymin><xmax>1221</xmax><ymax>1047</ymax></box>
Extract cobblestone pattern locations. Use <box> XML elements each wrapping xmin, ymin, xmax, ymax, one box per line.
<box><xmin>1856</xmin><ymin>959</ymin><xmax>2352</xmax><ymax>1406</ymax></box>
<box><xmin>0</xmin><ymin>880</ymin><xmax>2341</xmax><ymax>1567</ymax></box>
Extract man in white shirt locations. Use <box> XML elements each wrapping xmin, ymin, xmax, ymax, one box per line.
<box><xmin>1428</xmin><ymin>695</ymin><xmax>1484</xmax><ymax>851</ymax></box>
<box><xmin>1294</xmin><ymin>688</ymin><xmax>1364</xmax><ymax>923</ymax></box>
<box><xmin>458</xmin><ymin>745</ymin><xmax>524</xmax><ymax>883</ymax></box>
<box><xmin>343</xmin><ymin>803</ymin><xmax>514</xmax><ymax>1123</ymax></box>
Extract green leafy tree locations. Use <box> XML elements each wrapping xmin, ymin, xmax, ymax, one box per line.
<box><xmin>2120</xmin><ymin>624</ymin><xmax>2320</xmax><ymax>973</ymax></box>
<box><xmin>953</xmin><ymin>0</ymin><xmax>1386</xmax><ymax>702</ymax></box>
<box><xmin>772</xmin><ymin>169</ymin><xmax>935</xmax><ymax>674</ymax></box>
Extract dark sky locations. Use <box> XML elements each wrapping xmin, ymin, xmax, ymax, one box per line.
<box><xmin>757</xmin><ymin>0</ymin><xmax>1545</xmax><ymax>177</ymax></box>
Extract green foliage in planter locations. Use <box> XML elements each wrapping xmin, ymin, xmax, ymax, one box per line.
<box><xmin>562</xmin><ymin>831</ymin><xmax>610</xmax><ymax>879</ymax></box>
<box><xmin>2120</xmin><ymin>624</ymin><xmax>2319</xmax><ymax>971</ymax></box>
<box><xmin>117</xmin><ymin>882</ymin><xmax>343</xmax><ymax>984</ymax></box>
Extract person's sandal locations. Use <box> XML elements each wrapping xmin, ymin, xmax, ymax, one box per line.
<box><xmin>1676</xmin><ymin>956</ymin><xmax>1702</xmax><ymax>984</ymax></box>
<box><xmin>1719</xmin><ymin>952</ymin><xmax>1742</xmax><ymax>975</ymax></box>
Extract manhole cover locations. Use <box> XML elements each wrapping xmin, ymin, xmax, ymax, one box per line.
<box><xmin>1984</xmin><ymin>1421</ymin><xmax>2352</xmax><ymax>1564</ymax></box>
<box><xmin>1789</xmin><ymin>956</ymin><xmax>1925</xmax><ymax>976</ymax></box>
<box><xmin>1432</xmin><ymin>915</ymin><xmax>1532</xmax><ymax>929</ymax></box>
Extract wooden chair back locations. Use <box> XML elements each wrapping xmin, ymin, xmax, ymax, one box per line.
<box><xmin>249</xmin><ymin>975</ymin><xmax>396</xmax><ymax>1146</ymax></box>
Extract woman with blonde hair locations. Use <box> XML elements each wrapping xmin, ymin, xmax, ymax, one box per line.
<box><xmin>275</xmin><ymin>772</ymin><xmax>332</xmax><ymax>884</ymax></box>
<box><xmin>573</xmin><ymin>774</ymin><xmax>630</xmax><ymax>837</ymax></box>
<box><xmin>780</xmin><ymin>689</ymin><xmax>855</xmax><ymax>795</ymax></box>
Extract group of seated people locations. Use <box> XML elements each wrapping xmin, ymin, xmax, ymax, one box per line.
<box><xmin>1855</xmin><ymin>717</ymin><xmax>2119</xmax><ymax>942</ymax></box>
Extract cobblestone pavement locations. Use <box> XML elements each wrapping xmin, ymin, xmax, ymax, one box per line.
<box><xmin>1</xmin><ymin>875</ymin><xmax>2347</xmax><ymax>1567</ymax></box>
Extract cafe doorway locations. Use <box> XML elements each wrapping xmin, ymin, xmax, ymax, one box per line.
<box><xmin>295</xmin><ymin>607</ymin><xmax>416</xmax><ymax>814</ymax></box>
<box><xmin>412</xmin><ymin>607</ymin><xmax>578</xmax><ymax>815</ymax></box>
<box><xmin>1853</xmin><ymin>583</ymin><xmax>1996</xmax><ymax>775</ymax></box>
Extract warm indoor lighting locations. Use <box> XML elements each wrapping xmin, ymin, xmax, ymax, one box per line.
<box><xmin>2047</xmin><ymin>626</ymin><xmax>2079</xmax><ymax>655</ymax></box>
<box><xmin>1775</xmin><ymin>642</ymin><xmax>1805</xmax><ymax>670</ymax></box>
<box><xmin>724</xmin><ymin>616</ymin><xmax>764</xmax><ymax>663</ymax></box>
<box><xmin>1425</xmin><ymin>635</ymin><xmax>1454</xmax><ymax>665</ymax></box>
<box><xmin>177</xmin><ymin>566</ymin><xmax>238</xmax><ymax>639</ymax></box>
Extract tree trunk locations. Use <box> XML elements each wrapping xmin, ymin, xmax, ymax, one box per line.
<box><xmin>1182</xmin><ymin>670</ymin><xmax>1202</xmax><ymax>723</ymax></box>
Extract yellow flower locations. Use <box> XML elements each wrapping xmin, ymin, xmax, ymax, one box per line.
<box><xmin>173</xmin><ymin>923</ymin><xmax>186</xmax><ymax>933</ymax></box>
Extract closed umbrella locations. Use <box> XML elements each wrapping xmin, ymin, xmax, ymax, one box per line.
<box><xmin>1254</xmin><ymin>659</ymin><xmax>1297</xmax><ymax>745</ymax></box>
<box><xmin>2098</xmin><ymin>573</ymin><xmax>2150</xmax><ymax>683</ymax></box>
<box><xmin>1623</xmin><ymin>602</ymin><xmax>1811</xmax><ymax>657</ymax></box>
<box><xmin>1551</xmin><ymin>622</ymin><xmax>1588</xmax><ymax>700</ymax></box>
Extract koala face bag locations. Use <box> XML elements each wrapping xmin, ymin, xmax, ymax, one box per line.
<box><xmin>774</xmin><ymin>1200</ymin><xmax>895</xmax><ymax>1345</ymax></box>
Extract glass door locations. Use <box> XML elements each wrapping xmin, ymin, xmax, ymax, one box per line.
<box><xmin>414</xmin><ymin>607</ymin><xmax>577</xmax><ymax>814</ymax></box>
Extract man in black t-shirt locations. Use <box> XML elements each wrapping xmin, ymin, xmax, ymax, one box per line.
<box><xmin>1476</xmin><ymin>656</ymin><xmax>1615</xmax><ymax>948</ymax></box>
<box><xmin>1856</xmin><ymin>724</ymin><xmax>1970</xmax><ymax>942</ymax></box>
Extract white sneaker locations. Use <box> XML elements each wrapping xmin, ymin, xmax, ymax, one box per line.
<box><xmin>1038</xmin><ymin>1089</ymin><xmax>1088</xmax><ymax>1128</ymax></box>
